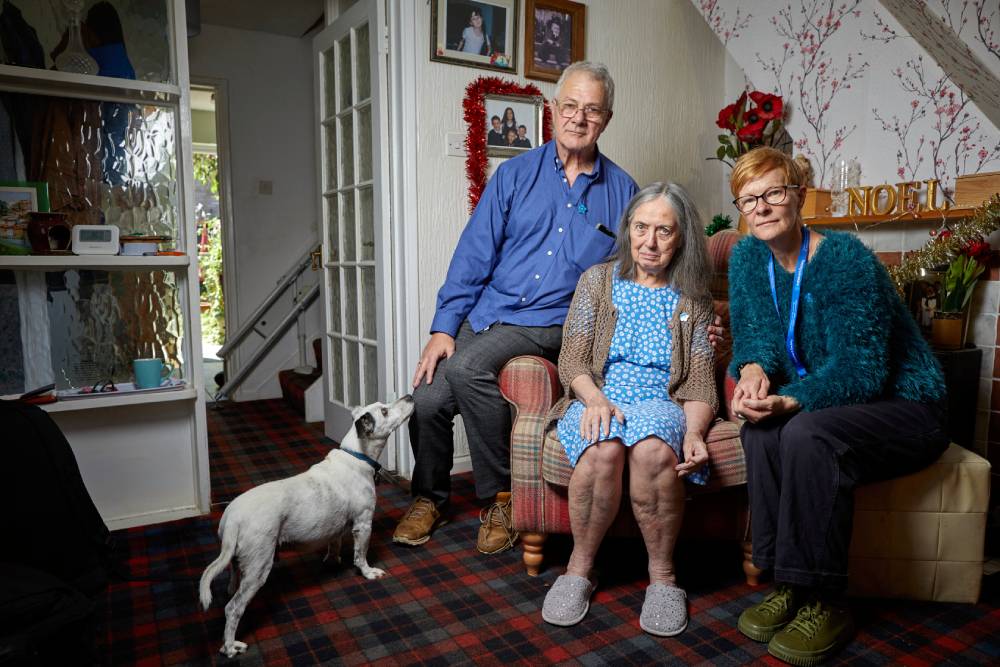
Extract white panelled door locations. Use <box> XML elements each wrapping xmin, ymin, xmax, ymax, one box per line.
<box><xmin>314</xmin><ymin>0</ymin><xmax>392</xmax><ymax>441</ymax></box>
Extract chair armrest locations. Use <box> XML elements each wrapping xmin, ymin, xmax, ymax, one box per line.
<box><xmin>498</xmin><ymin>355</ymin><xmax>563</xmax><ymax>522</ymax></box>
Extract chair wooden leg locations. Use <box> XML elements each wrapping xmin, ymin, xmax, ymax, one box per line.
<box><xmin>742</xmin><ymin>540</ymin><xmax>763</xmax><ymax>586</ymax></box>
<box><xmin>521</xmin><ymin>532</ymin><xmax>547</xmax><ymax>576</ymax></box>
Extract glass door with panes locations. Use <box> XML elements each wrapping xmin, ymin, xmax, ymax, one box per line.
<box><xmin>314</xmin><ymin>0</ymin><xmax>391</xmax><ymax>440</ymax></box>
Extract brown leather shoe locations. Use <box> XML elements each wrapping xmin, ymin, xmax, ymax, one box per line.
<box><xmin>477</xmin><ymin>491</ymin><xmax>519</xmax><ymax>554</ymax></box>
<box><xmin>393</xmin><ymin>497</ymin><xmax>445</xmax><ymax>546</ymax></box>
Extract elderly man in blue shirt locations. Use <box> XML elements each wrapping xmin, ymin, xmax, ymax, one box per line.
<box><xmin>393</xmin><ymin>61</ymin><xmax>638</xmax><ymax>553</ymax></box>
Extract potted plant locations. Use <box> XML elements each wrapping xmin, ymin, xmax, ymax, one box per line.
<box><xmin>931</xmin><ymin>253</ymin><xmax>986</xmax><ymax>350</ymax></box>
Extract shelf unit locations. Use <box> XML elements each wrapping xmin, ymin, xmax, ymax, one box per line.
<box><xmin>804</xmin><ymin>207</ymin><xmax>977</xmax><ymax>226</ymax></box>
<box><xmin>0</xmin><ymin>255</ymin><xmax>189</xmax><ymax>270</ymax></box>
<box><xmin>2</xmin><ymin>1</ymin><xmax>209</xmax><ymax>531</ymax></box>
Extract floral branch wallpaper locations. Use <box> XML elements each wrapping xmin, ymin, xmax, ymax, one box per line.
<box><xmin>694</xmin><ymin>0</ymin><xmax>1000</xmax><ymax>197</ymax></box>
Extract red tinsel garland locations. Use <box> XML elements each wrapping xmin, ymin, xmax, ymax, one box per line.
<box><xmin>463</xmin><ymin>76</ymin><xmax>553</xmax><ymax>212</ymax></box>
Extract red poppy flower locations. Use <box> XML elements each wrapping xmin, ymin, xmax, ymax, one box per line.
<box><xmin>736</xmin><ymin>106</ymin><xmax>765</xmax><ymax>142</ymax></box>
<box><xmin>749</xmin><ymin>91</ymin><xmax>783</xmax><ymax>120</ymax></box>
<box><xmin>962</xmin><ymin>240</ymin><xmax>992</xmax><ymax>264</ymax></box>
<box><xmin>716</xmin><ymin>91</ymin><xmax>747</xmax><ymax>130</ymax></box>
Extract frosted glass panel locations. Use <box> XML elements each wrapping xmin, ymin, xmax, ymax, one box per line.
<box><xmin>330</xmin><ymin>338</ymin><xmax>343</xmax><ymax>402</ymax></box>
<box><xmin>0</xmin><ymin>269</ymin><xmax>183</xmax><ymax>395</ymax></box>
<box><xmin>324</xmin><ymin>124</ymin><xmax>337</xmax><ymax>190</ymax></box>
<box><xmin>363</xmin><ymin>344</ymin><xmax>377</xmax><ymax>404</ymax></box>
<box><xmin>359</xmin><ymin>187</ymin><xmax>374</xmax><ymax>261</ymax></box>
<box><xmin>338</xmin><ymin>36</ymin><xmax>352</xmax><ymax>110</ymax></box>
<box><xmin>340</xmin><ymin>113</ymin><xmax>355</xmax><ymax>187</ymax></box>
<box><xmin>344</xmin><ymin>268</ymin><xmax>358</xmax><ymax>336</ymax></box>
<box><xmin>345</xmin><ymin>342</ymin><xmax>359</xmax><ymax>406</ymax></box>
<box><xmin>323</xmin><ymin>49</ymin><xmax>337</xmax><ymax>117</ymax></box>
<box><xmin>12</xmin><ymin>1</ymin><xmax>173</xmax><ymax>83</ymax></box>
<box><xmin>325</xmin><ymin>195</ymin><xmax>339</xmax><ymax>261</ymax></box>
<box><xmin>361</xmin><ymin>266</ymin><xmax>375</xmax><ymax>339</ymax></box>
<box><xmin>342</xmin><ymin>191</ymin><xmax>356</xmax><ymax>262</ymax></box>
<box><xmin>328</xmin><ymin>267</ymin><xmax>341</xmax><ymax>335</ymax></box>
<box><xmin>2</xmin><ymin>92</ymin><xmax>179</xmax><ymax>237</ymax></box>
<box><xmin>358</xmin><ymin>104</ymin><xmax>373</xmax><ymax>183</ymax></box>
<box><xmin>356</xmin><ymin>24</ymin><xmax>371</xmax><ymax>102</ymax></box>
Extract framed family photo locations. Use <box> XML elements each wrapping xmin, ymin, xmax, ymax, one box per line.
<box><xmin>524</xmin><ymin>0</ymin><xmax>586</xmax><ymax>82</ymax></box>
<box><xmin>484</xmin><ymin>94</ymin><xmax>544</xmax><ymax>158</ymax></box>
<box><xmin>430</xmin><ymin>0</ymin><xmax>518</xmax><ymax>73</ymax></box>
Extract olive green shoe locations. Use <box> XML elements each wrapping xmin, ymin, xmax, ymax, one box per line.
<box><xmin>738</xmin><ymin>584</ymin><xmax>803</xmax><ymax>642</ymax></box>
<box><xmin>767</xmin><ymin>600</ymin><xmax>855</xmax><ymax>666</ymax></box>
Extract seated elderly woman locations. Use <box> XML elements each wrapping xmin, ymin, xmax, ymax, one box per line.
<box><xmin>728</xmin><ymin>147</ymin><xmax>948</xmax><ymax>665</ymax></box>
<box><xmin>540</xmin><ymin>182</ymin><xmax>717</xmax><ymax>637</ymax></box>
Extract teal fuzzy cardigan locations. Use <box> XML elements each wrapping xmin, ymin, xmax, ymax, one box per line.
<box><xmin>727</xmin><ymin>231</ymin><xmax>945</xmax><ymax>412</ymax></box>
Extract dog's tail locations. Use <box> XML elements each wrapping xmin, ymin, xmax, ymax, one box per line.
<box><xmin>199</xmin><ymin>524</ymin><xmax>237</xmax><ymax>610</ymax></box>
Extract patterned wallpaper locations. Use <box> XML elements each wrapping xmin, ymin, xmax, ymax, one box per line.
<box><xmin>695</xmin><ymin>0</ymin><xmax>1000</xmax><ymax>196</ymax></box>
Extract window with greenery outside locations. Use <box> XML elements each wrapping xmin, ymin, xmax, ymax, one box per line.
<box><xmin>193</xmin><ymin>152</ymin><xmax>225</xmax><ymax>345</ymax></box>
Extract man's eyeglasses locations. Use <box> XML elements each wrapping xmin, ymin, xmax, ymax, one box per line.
<box><xmin>630</xmin><ymin>221</ymin><xmax>675</xmax><ymax>242</ymax></box>
<box><xmin>553</xmin><ymin>99</ymin><xmax>608</xmax><ymax>122</ymax></box>
<box><xmin>733</xmin><ymin>185</ymin><xmax>799</xmax><ymax>214</ymax></box>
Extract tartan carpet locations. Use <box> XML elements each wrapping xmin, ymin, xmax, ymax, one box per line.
<box><xmin>93</xmin><ymin>399</ymin><xmax>1000</xmax><ymax>666</ymax></box>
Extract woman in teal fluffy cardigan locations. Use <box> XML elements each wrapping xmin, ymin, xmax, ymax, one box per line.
<box><xmin>727</xmin><ymin>148</ymin><xmax>948</xmax><ymax>666</ymax></box>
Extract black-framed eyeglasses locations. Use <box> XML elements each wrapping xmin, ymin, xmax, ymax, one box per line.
<box><xmin>733</xmin><ymin>185</ymin><xmax>798</xmax><ymax>214</ymax></box>
<box><xmin>553</xmin><ymin>99</ymin><xmax>607</xmax><ymax>122</ymax></box>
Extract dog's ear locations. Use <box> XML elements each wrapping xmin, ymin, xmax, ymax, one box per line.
<box><xmin>354</xmin><ymin>411</ymin><xmax>375</xmax><ymax>438</ymax></box>
<box><xmin>350</xmin><ymin>405</ymin><xmax>366</xmax><ymax>420</ymax></box>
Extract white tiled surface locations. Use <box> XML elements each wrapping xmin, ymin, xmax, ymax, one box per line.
<box><xmin>970</xmin><ymin>314</ymin><xmax>997</xmax><ymax>347</ymax></box>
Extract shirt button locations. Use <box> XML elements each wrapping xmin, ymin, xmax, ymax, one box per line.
<box><xmin>534</xmin><ymin>274</ymin><xmax>540</xmax><ymax>279</ymax></box>
<box><xmin>546</xmin><ymin>250</ymin><xmax>553</xmax><ymax>256</ymax></box>
<box><xmin>566</xmin><ymin>202</ymin><xmax>572</xmax><ymax>208</ymax></box>
<box><xmin>558</xmin><ymin>227</ymin><xmax>563</xmax><ymax>233</ymax></box>
<box><xmin>520</xmin><ymin>297</ymin><xmax>526</xmax><ymax>302</ymax></box>
<box><xmin>562</xmin><ymin>177</ymin><xmax>567</xmax><ymax>182</ymax></box>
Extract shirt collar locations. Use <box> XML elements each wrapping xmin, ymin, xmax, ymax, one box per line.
<box><xmin>548</xmin><ymin>140</ymin><xmax>603</xmax><ymax>181</ymax></box>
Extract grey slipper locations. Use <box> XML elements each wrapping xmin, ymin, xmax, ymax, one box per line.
<box><xmin>639</xmin><ymin>583</ymin><xmax>688</xmax><ymax>637</ymax></box>
<box><xmin>542</xmin><ymin>574</ymin><xmax>596</xmax><ymax>627</ymax></box>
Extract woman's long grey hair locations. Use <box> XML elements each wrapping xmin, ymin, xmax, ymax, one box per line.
<box><xmin>613</xmin><ymin>182</ymin><xmax>711</xmax><ymax>300</ymax></box>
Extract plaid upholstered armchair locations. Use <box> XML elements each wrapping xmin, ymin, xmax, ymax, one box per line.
<box><xmin>497</xmin><ymin>230</ymin><xmax>762</xmax><ymax>582</ymax></box>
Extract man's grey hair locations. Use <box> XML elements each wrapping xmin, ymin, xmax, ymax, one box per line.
<box><xmin>554</xmin><ymin>61</ymin><xmax>615</xmax><ymax>113</ymax></box>
<box><xmin>613</xmin><ymin>182</ymin><xmax>711</xmax><ymax>300</ymax></box>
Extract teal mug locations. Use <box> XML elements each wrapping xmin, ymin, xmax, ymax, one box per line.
<box><xmin>133</xmin><ymin>358</ymin><xmax>173</xmax><ymax>389</ymax></box>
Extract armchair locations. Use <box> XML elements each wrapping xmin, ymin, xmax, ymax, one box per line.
<box><xmin>498</xmin><ymin>231</ymin><xmax>759</xmax><ymax>581</ymax></box>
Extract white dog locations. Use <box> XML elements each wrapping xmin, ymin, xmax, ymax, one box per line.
<box><xmin>199</xmin><ymin>395</ymin><xmax>414</xmax><ymax>658</ymax></box>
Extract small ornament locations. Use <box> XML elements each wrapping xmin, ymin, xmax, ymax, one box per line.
<box><xmin>679</xmin><ymin>311</ymin><xmax>690</xmax><ymax>322</ymax></box>
<box><xmin>577</xmin><ymin>202</ymin><xmax>587</xmax><ymax>214</ymax></box>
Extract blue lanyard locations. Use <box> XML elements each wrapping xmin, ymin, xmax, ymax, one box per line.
<box><xmin>767</xmin><ymin>227</ymin><xmax>810</xmax><ymax>378</ymax></box>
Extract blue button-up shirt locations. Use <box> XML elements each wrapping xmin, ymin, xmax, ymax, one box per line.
<box><xmin>431</xmin><ymin>141</ymin><xmax>637</xmax><ymax>336</ymax></box>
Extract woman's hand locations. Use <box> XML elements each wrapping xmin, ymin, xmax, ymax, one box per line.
<box><xmin>739</xmin><ymin>395</ymin><xmax>801</xmax><ymax>423</ymax></box>
<box><xmin>676</xmin><ymin>432</ymin><xmax>709</xmax><ymax>478</ymax></box>
<box><xmin>580</xmin><ymin>391</ymin><xmax>624</xmax><ymax>443</ymax></box>
<box><xmin>732</xmin><ymin>363</ymin><xmax>770</xmax><ymax>418</ymax></box>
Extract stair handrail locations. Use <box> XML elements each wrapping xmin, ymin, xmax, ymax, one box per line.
<box><xmin>216</xmin><ymin>242</ymin><xmax>321</xmax><ymax>360</ymax></box>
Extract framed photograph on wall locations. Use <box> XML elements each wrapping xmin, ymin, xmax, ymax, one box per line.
<box><xmin>484</xmin><ymin>94</ymin><xmax>544</xmax><ymax>158</ymax></box>
<box><xmin>431</xmin><ymin>0</ymin><xmax>518</xmax><ymax>72</ymax></box>
<box><xmin>524</xmin><ymin>0</ymin><xmax>586</xmax><ymax>82</ymax></box>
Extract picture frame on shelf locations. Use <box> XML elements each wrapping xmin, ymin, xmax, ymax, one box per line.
<box><xmin>524</xmin><ymin>0</ymin><xmax>586</xmax><ymax>82</ymax></box>
<box><xmin>485</xmin><ymin>94</ymin><xmax>544</xmax><ymax>158</ymax></box>
<box><xmin>430</xmin><ymin>0</ymin><xmax>517</xmax><ymax>73</ymax></box>
<box><xmin>0</xmin><ymin>181</ymin><xmax>49</xmax><ymax>255</ymax></box>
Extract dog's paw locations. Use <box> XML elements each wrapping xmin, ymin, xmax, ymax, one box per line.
<box><xmin>221</xmin><ymin>640</ymin><xmax>248</xmax><ymax>657</ymax></box>
<box><xmin>361</xmin><ymin>566</ymin><xmax>386</xmax><ymax>580</ymax></box>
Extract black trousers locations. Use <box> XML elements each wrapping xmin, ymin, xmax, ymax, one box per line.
<box><xmin>409</xmin><ymin>321</ymin><xmax>563</xmax><ymax>507</ymax></box>
<box><xmin>741</xmin><ymin>398</ymin><xmax>949</xmax><ymax>591</ymax></box>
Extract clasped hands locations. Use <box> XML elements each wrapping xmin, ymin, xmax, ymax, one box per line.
<box><xmin>731</xmin><ymin>363</ymin><xmax>800</xmax><ymax>423</ymax></box>
<box><xmin>579</xmin><ymin>393</ymin><xmax>708</xmax><ymax>479</ymax></box>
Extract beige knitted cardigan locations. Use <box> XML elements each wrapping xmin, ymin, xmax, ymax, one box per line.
<box><xmin>547</xmin><ymin>261</ymin><xmax>719</xmax><ymax>427</ymax></box>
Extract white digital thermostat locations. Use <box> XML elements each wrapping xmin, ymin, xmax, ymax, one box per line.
<box><xmin>72</xmin><ymin>225</ymin><xmax>120</xmax><ymax>255</ymax></box>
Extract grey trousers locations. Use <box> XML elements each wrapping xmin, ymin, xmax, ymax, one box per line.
<box><xmin>409</xmin><ymin>321</ymin><xmax>563</xmax><ymax>506</ymax></box>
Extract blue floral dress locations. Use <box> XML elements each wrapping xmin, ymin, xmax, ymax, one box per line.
<box><xmin>557</xmin><ymin>270</ymin><xmax>708</xmax><ymax>486</ymax></box>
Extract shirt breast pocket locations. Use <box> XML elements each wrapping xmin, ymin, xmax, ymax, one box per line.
<box><xmin>568</xmin><ymin>221</ymin><xmax>616</xmax><ymax>272</ymax></box>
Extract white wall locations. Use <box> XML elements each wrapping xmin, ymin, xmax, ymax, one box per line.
<box><xmin>188</xmin><ymin>24</ymin><xmax>321</xmax><ymax>400</ymax></box>
<box><xmin>411</xmin><ymin>0</ymin><xmax>727</xmax><ymax>458</ymax></box>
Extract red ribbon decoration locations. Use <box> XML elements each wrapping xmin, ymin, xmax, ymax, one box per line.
<box><xmin>463</xmin><ymin>76</ymin><xmax>553</xmax><ymax>212</ymax></box>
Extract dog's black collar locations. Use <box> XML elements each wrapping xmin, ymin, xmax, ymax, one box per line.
<box><xmin>340</xmin><ymin>447</ymin><xmax>382</xmax><ymax>479</ymax></box>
